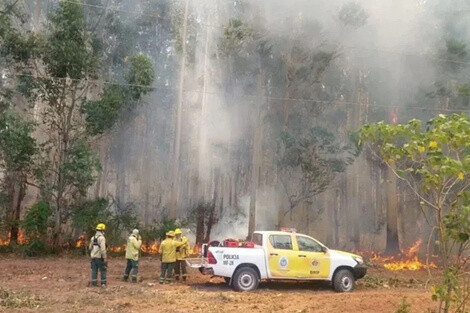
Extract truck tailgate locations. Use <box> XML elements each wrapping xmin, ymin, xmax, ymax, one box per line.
<box><xmin>185</xmin><ymin>257</ymin><xmax>207</xmax><ymax>268</ymax></box>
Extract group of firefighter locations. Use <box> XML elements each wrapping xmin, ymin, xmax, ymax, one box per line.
<box><xmin>88</xmin><ymin>223</ymin><xmax>190</xmax><ymax>287</ymax></box>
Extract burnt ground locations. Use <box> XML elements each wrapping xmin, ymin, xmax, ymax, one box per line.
<box><xmin>0</xmin><ymin>256</ymin><xmax>438</xmax><ymax>313</ymax></box>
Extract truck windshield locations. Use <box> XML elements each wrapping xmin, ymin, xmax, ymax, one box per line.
<box><xmin>296</xmin><ymin>236</ymin><xmax>323</xmax><ymax>252</ymax></box>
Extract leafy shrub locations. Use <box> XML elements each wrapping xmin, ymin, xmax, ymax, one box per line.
<box><xmin>22</xmin><ymin>202</ymin><xmax>50</xmax><ymax>240</ymax></box>
<box><xmin>24</xmin><ymin>240</ymin><xmax>47</xmax><ymax>257</ymax></box>
<box><xmin>140</xmin><ymin>217</ymin><xmax>187</xmax><ymax>242</ymax></box>
<box><xmin>395</xmin><ymin>297</ymin><xmax>411</xmax><ymax>313</ymax></box>
<box><xmin>71</xmin><ymin>198</ymin><xmax>140</xmax><ymax>247</ymax></box>
<box><xmin>0</xmin><ymin>288</ymin><xmax>41</xmax><ymax>308</ymax></box>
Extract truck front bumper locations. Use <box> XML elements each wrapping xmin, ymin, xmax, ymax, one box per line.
<box><xmin>353</xmin><ymin>264</ymin><xmax>367</xmax><ymax>279</ymax></box>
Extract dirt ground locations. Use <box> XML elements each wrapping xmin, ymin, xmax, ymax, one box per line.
<box><xmin>0</xmin><ymin>256</ymin><xmax>437</xmax><ymax>313</ymax></box>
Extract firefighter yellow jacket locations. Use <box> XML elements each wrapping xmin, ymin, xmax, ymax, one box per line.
<box><xmin>159</xmin><ymin>237</ymin><xmax>188</xmax><ymax>263</ymax></box>
<box><xmin>89</xmin><ymin>231</ymin><xmax>107</xmax><ymax>259</ymax></box>
<box><xmin>125</xmin><ymin>235</ymin><xmax>142</xmax><ymax>261</ymax></box>
<box><xmin>175</xmin><ymin>236</ymin><xmax>190</xmax><ymax>260</ymax></box>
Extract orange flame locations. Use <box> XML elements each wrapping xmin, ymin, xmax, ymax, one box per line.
<box><xmin>190</xmin><ymin>244</ymin><xmax>201</xmax><ymax>256</ymax></box>
<box><xmin>362</xmin><ymin>239</ymin><xmax>437</xmax><ymax>271</ymax></box>
<box><xmin>0</xmin><ymin>230</ymin><xmax>28</xmax><ymax>246</ymax></box>
<box><xmin>108</xmin><ymin>241</ymin><xmax>161</xmax><ymax>254</ymax></box>
<box><xmin>109</xmin><ymin>245</ymin><xmax>126</xmax><ymax>253</ymax></box>
<box><xmin>141</xmin><ymin>241</ymin><xmax>159</xmax><ymax>254</ymax></box>
<box><xmin>75</xmin><ymin>235</ymin><xmax>85</xmax><ymax>248</ymax></box>
<box><xmin>17</xmin><ymin>229</ymin><xmax>27</xmax><ymax>245</ymax></box>
<box><xmin>0</xmin><ymin>236</ymin><xmax>9</xmax><ymax>246</ymax></box>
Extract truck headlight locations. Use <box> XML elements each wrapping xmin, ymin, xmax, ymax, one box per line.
<box><xmin>353</xmin><ymin>256</ymin><xmax>364</xmax><ymax>265</ymax></box>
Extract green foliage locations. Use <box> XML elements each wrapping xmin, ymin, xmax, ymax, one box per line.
<box><xmin>84</xmin><ymin>85</ymin><xmax>123</xmax><ymax>135</ymax></box>
<box><xmin>338</xmin><ymin>2</ymin><xmax>369</xmax><ymax>28</ymax></box>
<box><xmin>44</xmin><ymin>0</ymin><xmax>95</xmax><ymax>79</ymax></box>
<box><xmin>443</xmin><ymin>204</ymin><xmax>470</xmax><ymax>244</ymax></box>
<box><xmin>277</xmin><ymin>127</ymin><xmax>357</xmax><ymax>211</ymax></box>
<box><xmin>359</xmin><ymin>113</ymin><xmax>470</xmax><ymax>313</ymax></box>
<box><xmin>0</xmin><ymin>112</ymin><xmax>36</xmax><ymax>172</ymax></box>
<box><xmin>440</xmin><ymin>38</ymin><xmax>468</xmax><ymax>73</ymax></box>
<box><xmin>60</xmin><ymin>139</ymin><xmax>101</xmax><ymax>198</ymax></box>
<box><xmin>394</xmin><ymin>297</ymin><xmax>411</xmax><ymax>313</ymax></box>
<box><xmin>71</xmin><ymin>198</ymin><xmax>140</xmax><ymax>246</ymax></box>
<box><xmin>71</xmin><ymin>198</ymin><xmax>110</xmax><ymax>239</ymax></box>
<box><xmin>125</xmin><ymin>54</ymin><xmax>155</xmax><ymax>100</ymax></box>
<box><xmin>22</xmin><ymin>201</ymin><xmax>51</xmax><ymax>241</ymax></box>
<box><xmin>141</xmin><ymin>217</ymin><xmax>186</xmax><ymax>242</ymax></box>
<box><xmin>106</xmin><ymin>204</ymin><xmax>140</xmax><ymax>245</ymax></box>
<box><xmin>457</xmin><ymin>84</ymin><xmax>470</xmax><ymax>97</ymax></box>
<box><xmin>24</xmin><ymin>240</ymin><xmax>47</xmax><ymax>257</ymax></box>
<box><xmin>219</xmin><ymin>19</ymin><xmax>253</xmax><ymax>56</ymax></box>
<box><xmin>359</xmin><ymin>114</ymin><xmax>470</xmax><ymax>193</ymax></box>
<box><xmin>0</xmin><ymin>1</ymin><xmax>36</xmax><ymax>62</ymax></box>
<box><xmin>0</xmin><ymin>192</ymin><xmax>10</xmax><ymax>232</ymax></box>
<box><xmin>84</xmin><ymin>54</ymin><xmax>154</xmax><ymax>135</ymax></box>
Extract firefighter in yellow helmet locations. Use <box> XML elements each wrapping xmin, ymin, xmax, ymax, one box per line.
<box><xmin>89</xmin><ymin>223</ymin><xmax>107</xmax><ymax>287</ymax></box>
<box><xmin>158</xmin><ymin>230</ymin><xmax>188</xmax><ymax>284</ymax></box>
<box><xmin>174</xmin><ymin>228</ymin><xmax>190</xmax><ymax>281</ymax></box>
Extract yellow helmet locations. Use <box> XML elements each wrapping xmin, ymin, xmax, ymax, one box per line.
<box><xmin>166</xmin><ymin>231</ymin><xmax>175</xmax><ymax>237</ymax></box>
<box><xmin>174</xmin><ymin>228</ymin><xmax>182</xmax><ymax>235</ymax></box>
<box><xmin>96</xmin><ymin>223</ymin><xmax>106</xmax><ymax>231</ymax></box>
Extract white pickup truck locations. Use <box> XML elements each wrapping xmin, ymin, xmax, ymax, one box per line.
<box><xmin>187</xmin><ymin>230</ymin><xmax>366</xmax><ymax>292</ymax></box>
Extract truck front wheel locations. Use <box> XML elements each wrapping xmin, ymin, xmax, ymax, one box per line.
<box><xmin>232</xmin><ymin>267</ymin><xmax>259</xmax><ymax>292</ymax></box>
<box><xmin>333</xmin><ymin>269</ymin><xmax>355</xmax><ymax>292</ymax></box>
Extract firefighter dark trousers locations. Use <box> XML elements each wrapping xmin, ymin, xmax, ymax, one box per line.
<box><xmin>123</xmin><ymin>259</ymin><xmax>138</xmax><ymax>282</ymax></box>
<box><xmin>159</xmin><ymin>262</ymin><xmax>175</xmax><ymax>283</ymax></box>
<box><xmin>175</xmin><ymin>259</ymin><xmax>188</xmax><ymax>280</ymax></box>
<box><xmin>91</xmin><ymin>258</ymin><xmax>107</xmax><ymax>286</ymax></box>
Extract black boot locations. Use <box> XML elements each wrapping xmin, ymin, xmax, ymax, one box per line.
<box><xmin>123</xmin><ymin>276</ymin><xmax>128</xmax><ymax>282</ymax></box>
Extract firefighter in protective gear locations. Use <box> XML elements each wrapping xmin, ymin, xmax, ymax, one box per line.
<box><xmin>158</xmin><ymin>231</ymin><xmax>188</xmax><ymax>284</ymax></box>
<box><xmin>123</xmin><ymin>229</ymin><xmax>142</xmax><ymax>283</ymax></box>
<box><xmin>174</xmin><ymin>228</ymin><xmax>190</xmax><ymax>281</ymax></box>
<box><xmin>89</xmin><ymin>223</ymin><xmax>107</xmax><ymax>287</ymax></box>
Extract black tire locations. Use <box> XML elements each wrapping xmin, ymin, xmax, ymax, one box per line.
<box><xmin>333</xmin><ymin>269</ymin><xmax>355</xmax><ymax>292</ymax></box>
<box><xmin>232</xmin><ymin>267</ymin><xmax>259</xmax><ymax>292</ymax></box>
<box><xmin>224</xmin><ymin>277</ymin><xmax>231</xmax><ymax>285</ymax></box>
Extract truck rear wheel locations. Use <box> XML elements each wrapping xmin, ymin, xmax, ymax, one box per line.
<box><xmin>232</xmin><ymin>267</ymin><xmax>259</xmax><ymax>292</ymax></box>
<box><xmin>333</xmin><ymin>269</ymin><xmax>355</xmax><ymax>292</ymax></box>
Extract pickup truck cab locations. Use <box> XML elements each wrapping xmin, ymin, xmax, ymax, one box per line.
<box><xmin>188</xmin><ymin>231</ymin><xmax>366</xmax><ymax>292</ymax></box>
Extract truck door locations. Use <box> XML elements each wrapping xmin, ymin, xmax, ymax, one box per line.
<box><xmin>267</xmin><ymin>234</ymin><xmax>302</xmax><ymax>278</ymax></box>
<box><xmin>295</xmin><ymin>235</ymin><xmax>330</xmax><ymax>279</ymax></box>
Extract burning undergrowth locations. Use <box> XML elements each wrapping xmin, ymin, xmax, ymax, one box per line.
<box><xmin>0</xmin><ymin>230</ymin><xmax>28</xmax><ymax>246</ymax></box>
<box><xmin>358</xmin><ymin>239</ymin><xmax>437</xmax><ymax>271</ymax></box>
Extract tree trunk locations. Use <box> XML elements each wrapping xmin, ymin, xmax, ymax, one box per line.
<box><xmin>10</xmin><ymin>178</ymin><xmax>26</xmax><ymax>243</ymax></box>
<box><xmin>385</xmin><ymin>166</ymin><xmax>399</xmax><ymax>253</ymax></box>
<box><xmin>169</xmin><ymin>0</ymin><xmax>189</xmax><ymax>218</ymax></box>
<box><xmin>6</xmin><ymin>172</ymin><xmax>22</xmax><ymax>244</ymax></box>
<box><xmin>204</xmin><ymin>203</ymin><xmax>216</xmax><ymax>243</ymax></box>
<box><xmin>248</xmin><ymin>71</ymin><xmax>265</xmax><ymax>238</ymax></box>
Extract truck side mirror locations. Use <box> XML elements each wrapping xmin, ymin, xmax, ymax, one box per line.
<box><xmin>321</xmin><ymin>246</ymin><xmax>328</xmax><ymax>253</ymax></box>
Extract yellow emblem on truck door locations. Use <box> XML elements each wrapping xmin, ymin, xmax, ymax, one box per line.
<box><xmin>267</xmin><ymin>234</ymin><xmax>303</xmax><ymax>278</ymax></box>
<box><xmin>295</xmin><ymin>235</ymin><xmax>330</xmax><ymax>279</ymax></box>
